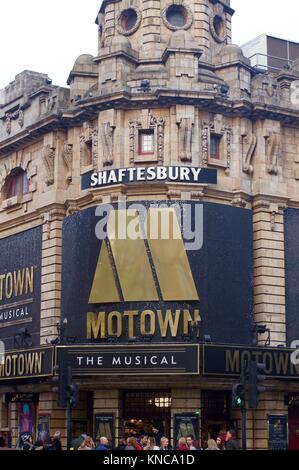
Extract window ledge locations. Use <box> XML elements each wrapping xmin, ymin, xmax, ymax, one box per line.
<box><xmin>135</xmin><ymin>155</ymin><xmax>158</xmax><ymax>163</ymax></box>
<box><xmin>1</xmin><ymin>195</ymin><xmax>23</xmax><ymax>211</ymax></box>
<box><xmin>81</xmin><ymin>164</ymin><xmax>95</xmax><ymax>175</ymax></box>
<box><xmin>208</xmin><ymin>158</ymin><xmax>228</xmax><ymax>169</ymax></box>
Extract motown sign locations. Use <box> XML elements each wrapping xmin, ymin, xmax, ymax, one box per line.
<box><xmin>0</xmin><ymin>227</ymin><xmax>42</xmax><ymax>349</ymax></box>
<box><xmin>0</xmin><ymin>346</ymin><xmax>54</xmax><ymax>381</ymax></box>
<box><xmin>61</xmin><ymin>201</ymin><xmax>253</xmax><ymax>345</ymax></box>
<box><xmin>203</xmin><ymin>344</ymin><xmax>299</xmax><ymax>379</ymax></box>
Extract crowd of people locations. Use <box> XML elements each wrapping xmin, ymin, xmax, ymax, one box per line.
<box><xmin>15</xmin><ymin>428</ymin><xmax>239</xmax><ymax>451</ymax></box>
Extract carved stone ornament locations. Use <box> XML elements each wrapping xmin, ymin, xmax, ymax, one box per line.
<box><xmin>100</xmin><ymin>122</ymin><xmax>115</xmax><ymax>167</ymax></box>
<box><xmin>80</xmin><ymin>123</ymin><xmax>98</xmax><ymax>168</ymax></box>
<box><xmin>43</xmin><ymin>145</ymin><xmax>55</xmax><ymax>185</ymax></box>
<box><xmin>129</xmin><ymin>113</ymin><xmax>165</xmax><ymax>164</ymax></box>
<box><xmin>265</xmin><ymin>132</ymin><xmax>280</xmax><ymax>175</ymax></box>
<box><xmin>242</xmin><ymin>133</ymin><xmax>257</xmax><ymax>174</ymax></box>
<box><xmin>201</xmin><ymin>125</ymin><xmax>209</xmax><ymax>167</ymax></box>
<box><xmin>177</xmin><ymin>118</ymin><xmax>194</xmax><ymax>162</ymax></box>
<box><xmin>5</xmin><ymin>109</ymin><xmax>25</xmax><ymax>134</ymax></box>
<box><xmin>5</xmin><ymin>116</ymin><xmax>11</xmax><ymax>135</ymax></box>
<box><xmin>62</xmin><ymin>143</ymin><xmax>73</xmax><ymax>183</ymax></box>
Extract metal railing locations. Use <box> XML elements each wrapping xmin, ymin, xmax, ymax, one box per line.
<box><xmin>247</xmin><ymin>52</ymin><xmax>293</xmax><ymax>73</ymax></box>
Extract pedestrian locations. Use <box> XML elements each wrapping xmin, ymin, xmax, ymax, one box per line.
<box><xmin>38</xmin><ymin>431</ymin><xmax>55</xmax><ymax>451</ymax></box>
<box><xmin>96</xmin><ymin>436</ymin><xmax>109</xmax><ymax>450</ymax></box>
<box><xmin>144</xmin><ymin>436</ymin><xmax>159</xmax><ymax>450</ymax></box>
<box><xmin>139</xmin><ymin>434</ymin><xmax>149</xmax><ymax>449</ymax></box>
<box><xmin>125</xmin><ymin>437</ymin><xmax>143</xmax><ymax>450</ymax></box>
<box><xmin>78</xmin><ymin>436</ymin><xmax>95</xmax><ymax>450</ymax></box>
<box><xmin>225</xmin><ymin>430</ymin><xmax>239</xmax><ymax>450</ymax></box>
<box><xmin>71</xmin><ymin>433</ymin><xmax>87</xmax><ymax>450</ymax></box>
<box><xmin>177</xmin><ymin>437</ymin><xmax>189</xmax><ymax>450</ymax></box>
<box><xmin>116</xmin><ymin>438</ymin><xmax>127</xmax><ymax>450</ymax></box>
<box><xmin>22</xmin><ymin>435</ymin><xmax>34</xmax><ymax>451</ymax></box>
<box><xmin>216</xmin><ymin>436</ymin><xmax>225</xmax><ymax>450</ymax></box>
<box><xmin>52</xmin><ymin>431</ymin><xmax>62</xmax><ymax>451</ymax></box>
<box><xmin>0</xmin><ymin>436</ymin><xmax>5</xmax><ymax>448</ymax></box>
<box><xmin>206</xmin><ymin>439</ymin><xmax>219</xmax><ymax>450</ymax></box>
<box><xmin>160</xmin><ymin>437</ymin><xmax>172</xmax><ymax>450</ymax></box>
<box><xmin>152</xmin><ymin>425</ymin><xmax>163</xmax><ymax>447</ymax></box>
<box><xmin>186</xmin><ymin>435</ymin><xmax>197</xmax><ymax>450</ymax></box>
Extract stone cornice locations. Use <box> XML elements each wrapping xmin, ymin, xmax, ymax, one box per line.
<box><xmin>3</xmin><ymin>88</ymin><xmax>299</xmax><ymax>156</ymax></box>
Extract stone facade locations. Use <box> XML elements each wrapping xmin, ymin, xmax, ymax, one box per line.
<box><xmin>1</xmin><ymin>0</ymin><xmax>299</xmax><ymax>450</ymax></box>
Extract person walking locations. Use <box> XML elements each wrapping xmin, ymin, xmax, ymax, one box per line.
<box><xmin>139</xmin><ymin>434</ymin><xmax>149</xmax><ymax>449</ymax></box>
<box><xmin>216</xmin><ymin>436</ymin><xmax>225</xmax><ymax>450</ymax></box>
<box><xmin>144</xmin><ymin>436</ymin><xmax>159</xmax><ymax>450</ymax></box>
<box><xmin>78</xmin><ymin>436</ymin><xmax>95</xmax><ymax>450</ymax></box>
<box><xmin>152</xmin><ymin>426</ymin><xmax>163</xmax><ymax>447</ymax></box>
<box><xmin>177</xmin><ymin>437</ymin><xmax>189</xmax><ymax>450</ymax></box>
<box><xmin>206</xmin><ymin>439</ymin><xmax>219</xmax><ymax>450</ymax></box>
<box><xmin>225</xmin><ymin>430</ymin><xmax>239</xmax><ymax>450</ymax></box>
<box><xmin>52</xmin><ymin>431</ymin><xmax>62</xmax><ymax>451</ymax></box>
<box><xmin>160</xmin><ymin>437</ymin><xmax>172</xmax><ymax>450</ymax></box>
<box><xmin>116</xmin><ymin>438</ymin><xmax>127</xmax><ymax>450</ymax></box>
<box><xmin>96</xmin><ymin>436</ymin><xmax>110</xmax><ymax>450</ymax></box>
<box><xmin>125</xmin><ymin>437</ymin><xmax>143</xmax><ymax>450</ymax></box>
<box><xmin>186</xmin><ymin>435</ymin><xmax>197</xmax><ymax>450</ymax></box>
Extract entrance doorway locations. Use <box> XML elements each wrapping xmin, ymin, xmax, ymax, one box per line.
<box><xmin>122</xmin><ymin>390</ymin><xmax>171</xmax><ymax>441</ymax></box>
<box><xmin>201</xmin><ymin>391</ymin><xmax>235</xmax><ymax>447</ymax></box>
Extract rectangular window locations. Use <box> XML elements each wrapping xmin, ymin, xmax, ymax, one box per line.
<box><xmin>210</xmin><ymin>134</ymin><xmax>221</xmax><ymax>159</ymax></box>
<box><xmin>139</xmin><ymin>130</ymin><xmax>154</xmax><ymax>155</ymax></box>
<box><xmin>86</xmin><ymin>141</ymin><xmax>93</xmax><ymax>165</ymax></box>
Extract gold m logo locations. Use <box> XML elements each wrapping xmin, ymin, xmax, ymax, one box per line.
<box><xmin>89</xmin><ymin>208</ymin><xmax>199</xmax><ymax>303</ymax></box>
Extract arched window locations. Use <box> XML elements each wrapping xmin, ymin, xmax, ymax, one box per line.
<box><xmin>4</xmin><ymin>168</ymin><xmax>30</xmax><ymax>199</ymax></box>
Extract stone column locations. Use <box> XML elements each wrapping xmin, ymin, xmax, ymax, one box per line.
<box><xmin>253</xmin><ymin>200</ymin><xmax>287</xmax><ymax>346</ymax></box>
<box><xmin>40</xmin><ymin>208</ymin><xmax>65</xmax><ymax>344</ymax></box>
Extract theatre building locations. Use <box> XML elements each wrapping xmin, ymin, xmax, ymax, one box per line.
<box><xmin>2</xmin><ymin>0</ymin><xmax>299</xmax><ymax>450</ymax></box>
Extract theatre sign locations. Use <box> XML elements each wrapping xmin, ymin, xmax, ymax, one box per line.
<box><xmin>0</xmin><ymin>227</ymin><xmax>42</xmax><ymax>349</ymax></box>
<box><xmin>0</xmin><ymin>346</ymin><xmax>54</xmax><ymax>381</ymax></box>
<box><xmin>203</xmin><ymin>344</ymin><xmax>299</xmax><ymax>379</ymax></box>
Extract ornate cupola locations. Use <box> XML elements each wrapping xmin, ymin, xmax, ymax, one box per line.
<box><xmin>93</xmin><ymin>0</ymin><xmax>235</xmax><ymax>94</ymax></box>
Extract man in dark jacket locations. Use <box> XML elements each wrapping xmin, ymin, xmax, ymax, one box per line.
<box><xmin>225</xmin><ymin>430</ymin><xmax>239</xmax><ymax>450</ymax></box>
<box><xmin>152</xmin><ymin>426</ymin><xmax>163</xmax><ymax>447</ymax></box>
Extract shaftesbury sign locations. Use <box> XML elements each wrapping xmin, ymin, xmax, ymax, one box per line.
<box><xmin>0</xmin><ymin>346</ymin><xmax>54</xmax><ymax>381</ymax></box>
<box><xmin>56</xmin><ymin>345</ymin><xmax>199</xmax><ymax>376</ymax></box>
<box><xmin>81</xmin><ymin>166</ymin><xmax>217</xmax><ymax>190</ymax></box>
<box><xmin>203</xmin><ymin>344</ymin><xmax>299</xmax><ymax>379</ymax></box>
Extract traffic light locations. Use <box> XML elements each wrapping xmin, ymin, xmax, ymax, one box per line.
<box><xmin>232</xmin><ymin>383</ymin><xmax>245</xmax><ymax>409</ymax></box>
<box><xmin>66</xmin><ymin>365</ymin><xmax>79</xmax><ymax>409</ymax></box>
<box><xmin>248</xmin><ymin>360</ymin><xmax>266</xmax><ymax>409</ymax></box>
<box><xmin>52</xmin><ymin>363</ymin><xmax>68</xmax><ymax>408</ymax></box>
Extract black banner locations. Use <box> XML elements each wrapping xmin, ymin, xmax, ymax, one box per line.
<box><xmin>0</xmin><ymin>346</ymin><xmax>54</xmax><ymax>382</ymax></box>
<box><xmin>81</xmin><ymin>166</ymin><xmax>217</xmax><ymax>190</ymax></box>
<box><xmin>203</xmin><ymin>344</ymin><xmax>299</xmax><ymax>379</ymax></box>
<box><xmin>61</xmin><ymin>202</ymin><xmax>253</xmax><ymax>345</ymax></box>
<box><xmin>56</xmin><ymin>344</ymin><xmax>199</xmax><ymax>375</ymax></box>
<box><xmin>285</xmin><ymin>208</ymin><xmax>299</xmax><ymax>344</ymax></box>
<box><xmin>0</xmin><ymin>226</ymin><xmax>42</xmax><ymax>349</ymax></box>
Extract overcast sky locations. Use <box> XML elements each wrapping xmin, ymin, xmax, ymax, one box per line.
<box><xmin>0</xmin><ymin>0</ymin><xmax>298</xmax><ymax>90</ymax></box>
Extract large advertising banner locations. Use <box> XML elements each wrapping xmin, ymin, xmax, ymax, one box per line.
<box><xmin>61</xmin><ymin>202</ymin><xmax>253</xmax><ymax>345</ymax></box>
<box><xmin>285</xmin><ymin>208</ymin><xmax>299</xmax><ymax>344</ymax></box>
<box><xmin>0</xmin><ymin>226</ymin><xmax>42</xmax><ymax>349</ymax></box>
